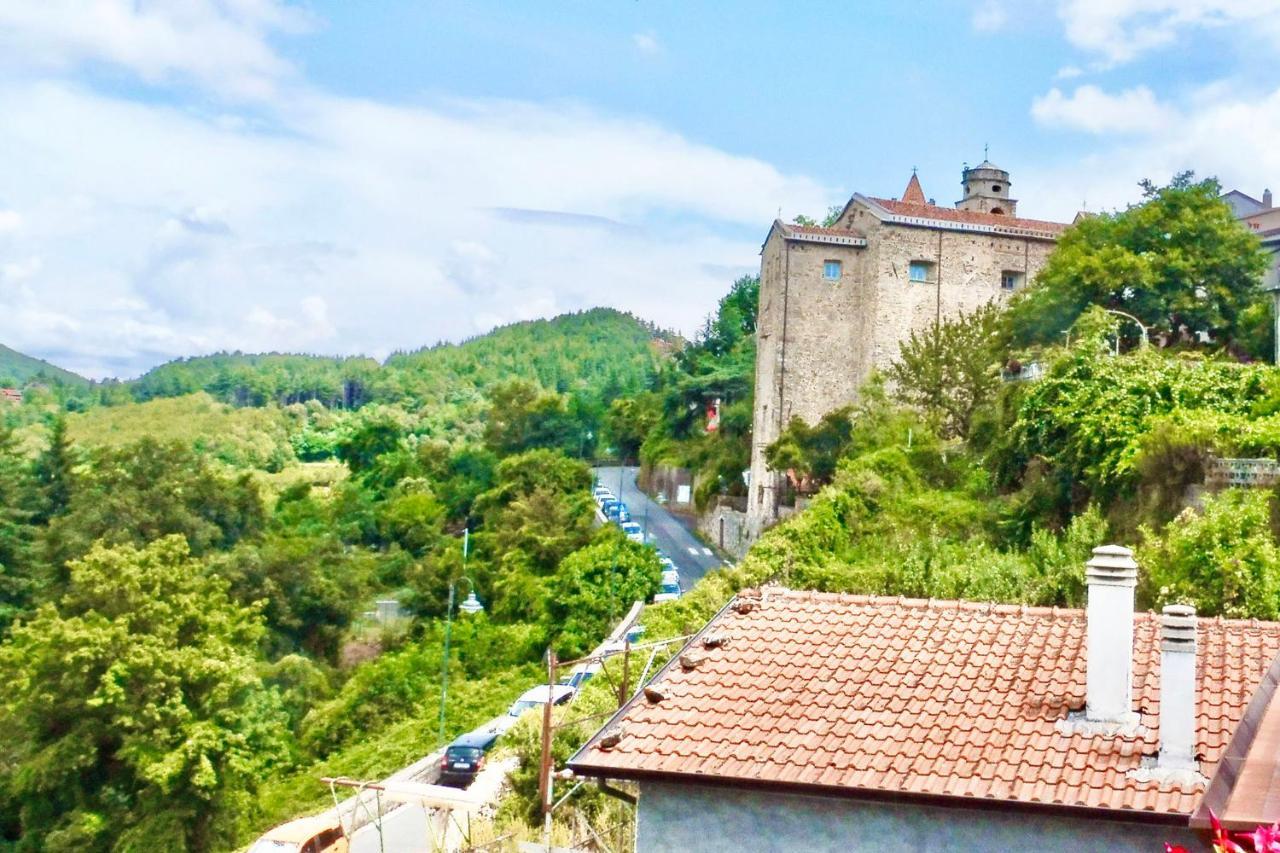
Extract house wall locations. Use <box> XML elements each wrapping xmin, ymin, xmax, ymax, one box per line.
<box><xmin>745</xmin><ymin>208</ymin><xmax>1055</xmax><ymax>539</ymax></box>
<box><xmin>636</xmin><ymin>781</ymin><xmax>1199</xmax><ymax>853</ymax></box>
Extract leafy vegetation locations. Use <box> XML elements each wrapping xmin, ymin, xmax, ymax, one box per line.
<box><xmin>1008</xmin><ymin>173</ymin><xmax>1270</xmax><ymax>356</ymax></box>
<box><xmin>635</xmin><ymin>275</ymin><xmax>758</xmax><ymax>507</ymax></box>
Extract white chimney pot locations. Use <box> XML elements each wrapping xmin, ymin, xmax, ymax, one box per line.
<box><xmin>1085</xmin><ymin>544</ymin><xmax>1139</xmax><ymax>724</ymax></box>
<box><xmin>1159</xmin><ymin>604</ymin><xmax>1198</xmax><ymax>770</ymax></box>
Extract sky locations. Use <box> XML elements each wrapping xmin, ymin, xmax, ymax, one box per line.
<box><xmin>2</xmin><ymin>1</ymin><xmax>1280</xmax><ymax>378</ymax></box>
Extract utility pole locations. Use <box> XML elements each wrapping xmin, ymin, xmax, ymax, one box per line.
<box><xmin>539</xmin><ymin>648</ymin><xmax>558</xmax><ymax>844</ymax></box>
<box><xmin>439</xmin><ymin>530</ymin><xmax>481</xmax><ymax>746</ymax></box>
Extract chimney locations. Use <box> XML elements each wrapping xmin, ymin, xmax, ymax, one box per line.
<box><xmin>1265</xmin><ymin>189</ymin><xmax>1273</xmax><ymax>209</ymax></box>
<box><xmin>1158</xmin><ymin>604</ymin><xmax>1198</xmax><ymax>770</ymax></box>
<box><xmin>1085</xmin><ymin>545</ymin><xmax>1138</xmax><ymax>724</ymax></box>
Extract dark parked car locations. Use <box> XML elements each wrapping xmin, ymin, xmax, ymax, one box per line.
<box><xmin>438</xmin><ymin>729</ymin><xmax>500</xmax><ymax>788</ymax></box>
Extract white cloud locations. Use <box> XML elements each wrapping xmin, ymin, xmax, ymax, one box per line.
<box><xmin>972</xmin><ymin>1</ymin><xmax>1008</xmax><ymax>33</ymax></box>
<box><xmin>1054</xmin><ymin>65</ymin><xmax>1084</xmax><ymax>80</ymax></box>
<box><xmin>0</xmin><ymin>0</ymin><xmax>311</xmax><ymax>99</ymax></box>
<box><xmin>0</xmin><ymin>209</ymin><xmax>21</xmax><ymax>232</ymax></box>
<box><xmin>632</xmin><ymin>32</ymin><xmax>661</xmax><ymax>55</ymax></box>
<box><xmin>1021</xmin><ymin>81</ymin><xmax>1280</xmax><ymax>223</ymax></box>
<box><xmin>1031</xmin><ymin>84</ymin><xmax>1177</xmax><ymax>134</ymax></box>
<box><xmin>0</xmin><ymin>81</ymin><xmax>830</xmax><ymax>378</ymax></box>
<box><xmin>1057</xmin><ymin>0</ymin><xmax>1280</xmax><ymax>65</ymax></box>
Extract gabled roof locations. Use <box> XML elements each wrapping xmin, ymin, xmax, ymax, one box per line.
<box><xmin>901</xmin><ymin>172</ymin><xmax>926</xmax><ymax>205</ymax></box>
<box><xmin>570</xmin><ymin>588</ymin><xmax>1280</xmax><ymax>820</ymax></box>
<box><xmin>859</xmin><ymin>195</ymin><xmax>1067</xmax><ymax>240</ymax></box>
<box><xmin>764</xmin><ymin>220</ymin><xmax>867</xmax><ymax>250</ymax></box>
<box><xmin>1222</xmin><ymin>189</ymin><xmax>1267</xmax><ymax>219</ymax></box>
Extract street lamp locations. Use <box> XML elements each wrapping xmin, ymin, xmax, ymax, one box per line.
<box><xmin>1103</xmin><ymin>309</ymin><xmax>1149</xmax><ymax>354</ymax></box>
<box><xmin>439</xmin><ymin>529</ymin><xmax>482</xmax><ymax>745</ymax></box>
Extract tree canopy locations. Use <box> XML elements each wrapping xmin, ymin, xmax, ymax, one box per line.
<box><xmin>1009</xmin><ymin>173</ymin><xmax>1269</xmax><ymax>352</ymax></box>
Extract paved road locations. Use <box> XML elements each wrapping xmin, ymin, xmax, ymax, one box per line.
<box><xmin>593</xmin><ymin>466</ymin><xmax>725</xmax><ymax>588</ymax></box>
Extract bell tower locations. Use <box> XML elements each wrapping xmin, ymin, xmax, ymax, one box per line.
<box><xmin>957</xmin><ymin>153</ymin><xmax>1016</xmax><ymax>216</ymax></box>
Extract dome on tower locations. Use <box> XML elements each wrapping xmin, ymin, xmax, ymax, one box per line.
<box><xmin>958</xmin><ymin>158</ymin><xmax>1016</xmax><ymax>216</ymax></box>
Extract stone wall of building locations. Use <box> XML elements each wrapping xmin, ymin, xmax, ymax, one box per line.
<box><xmin>698</xmin><ymin>500</ymin><xmax>752</xmax><ymax>561</ymax></box>
<box><xmin>746</xmin><ymin>208</ymin><xmax>1057</xmax><ymax>539</ymax></box>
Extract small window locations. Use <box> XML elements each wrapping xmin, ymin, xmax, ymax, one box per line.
<box><xmin>823</xmin><ymin>260</ymin><xmax>842</xmax><ymax>280</ymax></box>
<box><xmin>909</xmin><ymin>261</ymin><xmax>932</xmax><ymax>283</ymax></box>
<box><xmin>992</xmin><ymin>184</ymin><xmax>1002</xmax><ymax>192</ymax></box>
<box><xmin>1001</xmin><ymin>271</ymin><xmax>1025</xmax><ymax>291</ymax></box>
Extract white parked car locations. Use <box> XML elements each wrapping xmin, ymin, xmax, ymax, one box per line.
<box><xmin>620</xmin><ymin>521</ymin><xmax>644</xmax><ymax>543</ymax></box>
<box><xmin>507</xmin><ymin>684</ymin><xmax>575</xmax><ymax>717</ymax></box>
<box><xmin>653</xmin><ymin>580</ymin><xmax>682</xmax><ymax>603</ymax></box>
<box><xmin>661</xmin><ymin>569</ymin><xmax>680</xmax><ymax>587</ymax></box>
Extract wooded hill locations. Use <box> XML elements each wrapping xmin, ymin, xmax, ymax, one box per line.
<box><xmin>0</xmin><ymin>344</ymin><xmax>87</xmax><ymax>388</ymax></box>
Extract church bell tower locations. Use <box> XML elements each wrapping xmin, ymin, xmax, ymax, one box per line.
<box><xmin>957</xmin><ymin>155</ymin><xmax>1017</xmax><ymax>216</ymax></box>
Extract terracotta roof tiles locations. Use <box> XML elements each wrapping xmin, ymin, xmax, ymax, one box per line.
<box><xmin>865</xmin><ymin>196</ymin><xmax>1068</xmax><ymax>237</ymax></box>
<box><xmin>570</xmin><ymin>588</ymin><xmax>1280</xmax><ymax>818</ymax></box>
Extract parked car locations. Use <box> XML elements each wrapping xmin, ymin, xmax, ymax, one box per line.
<box><xmin>661</xmin><ymin>569</ymin><xmax>680</xmax><ymax>587</ymax></box>
<box><xmin>658</xmin><ymin>556</ymin><xmax>677</xmax><ymax>573</ymax></box>
<box><xmin>248</xmin><ymin>816</ymin><xmax>347</xmax><ymax>853</ymax></box>
<box><xmin>593</xmin><ymin>487</ymin><xmax>613</xmax><ymax>504</ymax></box>
<box><xmin>559</xmin><ymin>668</ymin><xmax>595</xmax><ymax>690</ymax></box>
<box><xmin>621</xmin><ymin>521</ymin><xmax>644</xmax><ymax>543</ymax></box>
<box><xmin>438</xmin><ymin>729</ymin><xmax>500</xmax><ymax>788</ymax></box>
<box><xmin>653</xmin><ymin>581</ymin><xmax>682</xmax><ymax>603</ymax></box>
<box><xmin>507</xmin><ymin>683</ymin><xmax>575</xmax><ymax>717</ymax></box>
<box><xmin>605</xmin><ymin>502</ymin><xmax>630</xmax><ymax>523</ymax></box>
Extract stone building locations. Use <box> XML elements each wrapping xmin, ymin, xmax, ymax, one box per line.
<box><xmin>1222</xmin><ymin>187</ymin><xmax>1280</xmax><ymax>363</ymax></box>
<box><xmin>745</xmin><ymin>162</ymin><xmax>1068</xmax><ymax>540</ymax></box>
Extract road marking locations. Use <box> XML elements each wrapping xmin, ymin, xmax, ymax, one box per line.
<box><xmin>687</xmin><ymin>547</ymin><xmax>699</xmax><ymax>555</ymax></box>
<box><xmin>701</xmin><ymin>548</ymin><xmax>712</xmax><ymax>556</ymax></box>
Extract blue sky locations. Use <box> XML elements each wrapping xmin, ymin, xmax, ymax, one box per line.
<box><xmin>0</xmin><ymin>1</ymin><xmax>1277</xmax><ymax>377</ymax></box>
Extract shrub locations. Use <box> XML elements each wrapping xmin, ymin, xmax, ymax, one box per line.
<box><xmin>1141</xmin><ymin>489</ymin><xmax>1280</xmax><ymax>619</ymax></box>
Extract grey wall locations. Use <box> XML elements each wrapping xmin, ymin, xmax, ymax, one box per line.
<box><xmin>636</xmin><ymin>781</ymin><xmax>1199</xmax><ymax>853</ymax></box>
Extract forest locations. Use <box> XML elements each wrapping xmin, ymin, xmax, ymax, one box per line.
<box><xmin>0</xmin><ymin>309</ymin><xmax>669</xmax><ymax>850</ymax></box>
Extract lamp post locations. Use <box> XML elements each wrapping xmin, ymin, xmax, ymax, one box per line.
<box><xmin>1103</xmin><ymin>309</ymin><xmax>1149</xmax><ymax>354</ymax></box>
<box><xmin>439</xmin><ymin>529</ymin><xmax>483</xmax><ymax>746</ymax></box>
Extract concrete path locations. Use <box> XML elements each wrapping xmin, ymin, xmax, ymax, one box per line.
<box><xmin>593</xmin><ymin>465</ymin><xmax>725</xmax><ymax>587</ymax></box>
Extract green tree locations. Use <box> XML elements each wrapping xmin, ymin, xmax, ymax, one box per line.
<box><xmin>605</xmin><ymin>395</ymin><xmax>660</xmax><ymax>463</ymax></box>
<box><xmin>887</xmin><ymin>302</ymin><xmax>1005</xmax><ymax>439</ymax></box>
<box><xmin>44</xmin><ymin>439</ymin><xmax>265</xmax><ymax>574</ymax></box>
<box><xmin>764</xmin><ymin>406</ymin><xmax>855</xmax><ymax>490</ymax></box>
<box><xmin>1141</xmin><ymin>490</ymin><xmax>1280</xmax><ymax>619</ymax></box>
<box><xmin>544</xmin><ymin>532</ymin><xmax>661</xmax><ymax>658</ymax></box>
<box><xmin>213</xmin><ymin>532</ymin><xmax>376</xmax><ymax>662</ymax></box>
<box><xmin>32</xmin><ymin>414</ymin><xmax>77</xmax><ymax>523</ymax></box>
<box><xmin>335</xmin><ymin>415</ymin><xmax>404</xmax><ymax>475</ymax></box>
<box><xmin>482</xmin><ymin>380</ymin><xmax>589</xmax><ymax>457</ymax></box>
<box><xmin>1009</xmin><ymin>173</ymin><xmax>1269</xmax><ymax>349</ymax></box>
<box><xmin>0</xmin><ymin>424</ymin><xmax>34</xmax><ymax>630</ymax></box>
<box><xmin>0</xmin><ymin>537</ymin><xmax>290</xmax><ymax>851</ymax></box>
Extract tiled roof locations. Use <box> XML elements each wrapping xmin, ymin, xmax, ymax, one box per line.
<box><xmin>570</xmin><ymin>588</ymin><xmax>1280</xmax><ymax>817</ymax></box>
<box><xmin>901</xmin><ymin>173</ymin><xmax>926</xmax><ymax>205</ymax></box>
<box><xmin>781</xmin><ymin>223</ymin><xmax>866</xmax><ymax>238</ymax></box>
<box><xmin>865</xmin><ymin>196</ymin><xmax>1068</xmax><ymax>237</ymax></box>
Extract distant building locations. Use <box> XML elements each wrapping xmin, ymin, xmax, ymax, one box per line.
<box><xmin>0</xmin><ymin>388</ymin><xmax>22</xmax><ymax>405</ymax></box>
<box><xmin>570</xmin><ymin>546</ymin><xmax>1280</xmax><ymax>852</ymax></box>
<box><xmin>1223</xmin><ymin>187</ymin><xmax>1280</xmax><ymax>362</ymax></box>
<box><xmin>745</xmin><ymin>161</ymin><xmax>1068</xmax><ymax>542</ymax></box>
